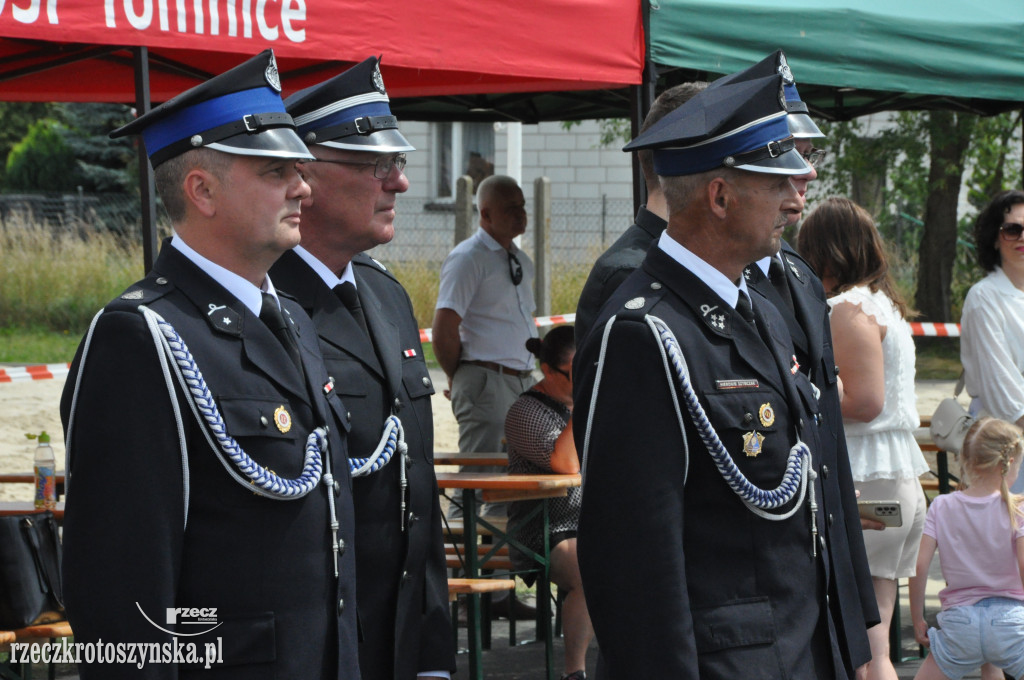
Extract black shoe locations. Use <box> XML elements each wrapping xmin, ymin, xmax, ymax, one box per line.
<box><xmin>489</xmin><ymin>596</ymin><xmax>536</xmax><ymax>621</ymax></box>
<box><xmin>560</xmin><ymin>672</ymin><xmax>586</xmax><ymax>680</ymax></box>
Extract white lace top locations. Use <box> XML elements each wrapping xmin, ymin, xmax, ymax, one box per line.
<box><xmin>829</xmin><ymin>286</ymin><xmax>929</xmax><ymax>481</ymax></box>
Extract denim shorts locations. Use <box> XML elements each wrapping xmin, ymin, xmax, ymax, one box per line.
<box><xmin>928</xmin><ymin>597</ymin><xmax>1024</xmax><ymax>680</ymax></box>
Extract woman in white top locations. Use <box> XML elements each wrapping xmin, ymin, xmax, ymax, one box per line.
<box><xmin>961</xmin><ymin>189</ymin><xmax>1024</xmax><ymax>495</ymax></box>
<box><xmin>798</xmin><ymin>197</ymin><xmax>929</xmax><ymax>680</ymax></box>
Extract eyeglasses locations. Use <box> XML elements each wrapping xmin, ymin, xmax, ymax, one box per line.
<box><xmin>1000</xmin><ymin>223</ymin><xmax>1024</xmax><ymax>241</ymax></box>
<box><xmin>313</xmin><ymin>153</ymin><xmax>406</xmax><ymax>180</ymax></box>
<box><xmin>802</xmin><ymin>147</ymin><xmax>827</xmax><ymax>168</ymax></box>
<box><xmin>508</xmin><ymin>250</ymin><xmax>523</xmax><ymax>285</ymax></box>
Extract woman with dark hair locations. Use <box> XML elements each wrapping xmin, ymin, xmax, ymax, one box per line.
<box><xmin>504</xmin><ymin>324</ymin><xmax>592</xmax><ymax>680</ymax></box>
<box><xmin>798</xmin><ymin>197</ymin><xmax>929</xmax><ymax>680</ymax></box>
<box><xmin>961</xmin><ymin>189</ymin><xmax>1024</xmax><ymax>495</ymax></box>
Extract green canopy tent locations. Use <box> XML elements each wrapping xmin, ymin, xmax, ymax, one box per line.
<box><xmin>646</xmin><ymin>0</ymin><xmax>1024</xmax><ymax>118</ymax></box>
<box><xmin>623</xmin><ymin>0</ymin><xmax>1024</xmax><ymax>207</ymax></box>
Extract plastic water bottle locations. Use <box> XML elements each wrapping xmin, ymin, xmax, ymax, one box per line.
<box><xmin>33</xmin><ymin>430</ymin><xmax>56</xmax><ymax>511</ymax></box>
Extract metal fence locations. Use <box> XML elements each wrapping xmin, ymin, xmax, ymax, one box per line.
<box><xmin>0</xmin><ymin>192</ymin><xmax>141</xmax><ymax>234</ymax></box>
<box><xmin>1</xmin><ymin>191</ymin><xmax>636</xmax><ymax>270</ymax></box>
<box><xmin>372</xmin><ymin>195</ymin><xmax>634</xmax><ymax>266</ymax></box>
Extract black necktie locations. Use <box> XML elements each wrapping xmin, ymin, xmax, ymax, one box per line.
<box><xmin>769</xmin><ymin>257</ymin><xmax>796</xmax><ymax>316</ymax></box>
<box><xmin>736</xmin><ymin>290</ymin><xmax>755</xmax><ymax>323</ymax></box>
<box><xmin>259</xmin><ymin>292</ymin><xmax>304</xmax><ymax>375</ymax></box>
<box><xmin>334</xmin><ymin>282</ymin><xmax>369</xmax><ymax>337</ymax></box>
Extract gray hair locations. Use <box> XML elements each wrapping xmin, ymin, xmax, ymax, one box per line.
<box><xmin>154</xmin><ymin>149</ymin><xmax>232</xmax><ymax>223</ymax></box>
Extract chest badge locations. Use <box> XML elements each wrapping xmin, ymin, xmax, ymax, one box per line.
<box><xmin>758</xmin><ymin>403</ymin><xmax>775</xmax><ymax>427</ymax></box>
<box><xmin>743</xmin><ymin>431</ymin><xmax>765</xmax><ymax>457</ymax></box>
<box><xmin>273</xmin><ymin>405</ymin><xmax>292</xmax><ymax>433</ymax></box>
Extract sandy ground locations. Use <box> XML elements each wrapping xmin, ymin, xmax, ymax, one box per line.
<box><xmin>0</xmin><ymin>372</ymin><xmax>962</xmax><ymax>501</ymax></box>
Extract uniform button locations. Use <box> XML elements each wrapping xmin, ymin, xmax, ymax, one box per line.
<box><xmin>799</xmin><ymin>419</ymin><xmax>805</xmax><ymax>428</ymax></box>
<box><xmin>337</xmin><ymin>599</ymin><xmax>345</xmax><ymax>615</ymax></box>
<box><xmin>393</xmin><ymin>397</ymin><xmax>403</xmax><ymax>410</ymax></box>
<box><xmin>333</xmin><ymin>480</ymin><xmax>341</xmax><ymax>494</ymax></box>
<box><xmin>346</xmin><ymin>411</ymin><xmax>351</xmax><ymax>420</ymax></box>
<box><xmin>834</xmin><ymin>365</ymin><xmax>840</xmax><ymax>376</ymax></box>
<box><xmin>650</xmin><ymin>282</ymin><xmax>662</xmax><ymax>290</ymax></box>
<box><xmin>404</xmin><ymin>453</ymin><xmax>413</xmax><ymax>468</ymax></box>
<box><xmin>821</xmin><ymin>464</ymin><xmax>830</xmax><ymax>478</ymax></box>
<box><xmin>402</xmin><ymin>571</ymin><xmax>411</xmax><ymax>583</ymax></box>
<box><xmin>743</xmin><ymin>413</ymin><xmax>754</xmax><ymax>424</ymax></box>
<box><xmin>260</xmin><ymin>416</ymin><xmax>269</xmax><ymax>427</ymax></box>
<box><xmin>828</xmin><ymin>513</ymin><xmax>834</xmax><ymax>527</ymax></box>
<box><xmin>422</xmin><ymin>376</ymin><xmax>432</xmax><ymax>388</ymax></box>
<box><xmin>338</xmin><ymin>538</ymin><xmax>346</xmax><ymax>556</ymax></box>
<box><xmin>155</xmin><ymin>277</ymin><xmax>168</xmax><ymax>285</ymax></box>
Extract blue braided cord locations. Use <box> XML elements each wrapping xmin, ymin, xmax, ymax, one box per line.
<box><xmin>651</xmin><ymin>317</ymin><xmax>807</xmax><ymax>511</ymax></box>
<box><xmin>156</xmin><ymin>317</ymin><xmax>325</xmax><ymax>499</ymax></box>
<box><xmin>349</xmin><ymin>415</ymin><xmax>407</xmax><ymax>476</ymax></box>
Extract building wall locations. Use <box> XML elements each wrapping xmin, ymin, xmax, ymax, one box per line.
<box><xmin>377</xmin><ymin>120</ymin><xmax>635</xmax><ymax>264</ymax></box>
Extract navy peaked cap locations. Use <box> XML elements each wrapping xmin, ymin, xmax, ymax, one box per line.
<box><xmin>624</xmin><ymin>74</ymin><xmax>811</xmax><ymax>176</ymax></box>
<box><xmin>285</xmin><ymin>56</ymin><xmax>414</xmax><ymax>153</ymax></box>
<box><xmin>710</xmin><ymin>49</ymin><xmax>824</xmax><ymax>139</ymax></box>
<box><xmin>110</xmin><ymin>49</ymin><xmax>312</xmax><ymax>167</ymax></box>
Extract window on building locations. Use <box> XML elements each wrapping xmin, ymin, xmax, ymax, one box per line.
<box><xmin>434</xmin><ymin>122</ymin><xmax>495</xmax><ymax>198</ymax></box>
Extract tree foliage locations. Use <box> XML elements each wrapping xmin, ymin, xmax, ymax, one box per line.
<box><xmin>0</xmin><ymin>102</ymin><xmax>57</xmax><ymax>187</ymax></box>
<box><xmin>55</xmin><ymin>103</ymin><xmax>136</xmax><ymax>193</ymax></box>
<box><xmin>814</xmin><ymin>110</ymin><xmax>1023</xmax><ymax>322</ymax></box>
<box><xmin>5</xmin><ymin>118</ymin><xmax>78</xmax><ymax>192</ymax></box>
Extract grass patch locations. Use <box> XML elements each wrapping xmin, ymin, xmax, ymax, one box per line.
<box><xmin>914</xmin><ymin>338</ymin><xmax>962</xmax><ymax>380</ymax></box>
<box><xmin>0</xmin><ymin>326</ymin><xmax>83</xmax><ymax>363</ymax></box>
<box><xmin>0</xmin><ymin>220</ymin><xmax>142</xmax><ymax>333</ymax></box>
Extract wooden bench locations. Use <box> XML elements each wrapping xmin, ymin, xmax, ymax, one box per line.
<box><xmin>442</xmin><ymin>517</ymin><xmax>509</xmax><ymax>538</ymax></box>
<box><xmin>447</xmin><ymin>578</ymin><xmax>516</xmax><ymax>602</ymax></box>
<box><xmin>445</xmin><ymin>545</ymin><xmax>513</xmax><ymax>570</ymax></box>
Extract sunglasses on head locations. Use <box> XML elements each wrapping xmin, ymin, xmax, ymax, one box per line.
<box><xmin>1000</xmin><ymin>223</ymin><xmax>1024</xmax><ymax>241</ymax></box>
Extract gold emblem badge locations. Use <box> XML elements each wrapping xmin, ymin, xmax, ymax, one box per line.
<box><xmin>743</xmin><ymin>431</ymin><xmax>765</xmax><ymax>457</ymax></box>
<box><xmin>758</xmin><ymin>403</ymin><xmax>775</xmax><ymax>427</ymax></box>
<box><xmin>273</xmin><ymin>405</ymin><xmax>292</xmax><ymax>433</ymax></box>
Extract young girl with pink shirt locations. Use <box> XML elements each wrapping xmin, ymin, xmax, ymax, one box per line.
<box><xmin>910</xmin><ymin>417</ymin><xmax>1024</xmax><ymax>680</ymax></box>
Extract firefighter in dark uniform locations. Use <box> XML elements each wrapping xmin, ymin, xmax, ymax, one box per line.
<box><xmin>573</xmin><ymin>73</ymin><xmax>866</xmax><ymax>679</ymax></box>
<box><xmin>719</xmin><ymin>50</ymin><xmax>880</xmax><ymax>673</ymax></box>
<box><xmin>270</xmin><ymin>57</ymin><xmax>455</xmax><ymax>680</ymax></box>
<box><xmin>60</xmin><ymin>50</ymin><xmax>360</xmax><ymax>679</ymax></box>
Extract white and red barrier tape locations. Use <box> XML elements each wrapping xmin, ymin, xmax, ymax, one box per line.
<box><xmin>417</xmin><ymin>313</ymin><xmax>577</xmax><ymax>344</ymax></box>
<box><xmin>0</xmin><ymin>363</ymin><xmax>70</xmax><ymax>383</ymax></box>
<box><xmin>4</xmin><ymin>316</ymin><xmax>961</xmax><ymax>383</ymax></box>
<box><xmin>908</xmin><ymin>322</ymin><xmax>961</xmax><ymax>337</ymax></box>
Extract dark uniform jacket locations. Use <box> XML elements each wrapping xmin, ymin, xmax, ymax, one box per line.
<box><xmin>574</xmin><ymin>246</ymin><xmax>852</xmax><ymax>680</ymax></box>
<box><xmin>745</xmin><ymin>241</ymin><xmax>879</xmax><ymax>670</ymax></box>
<box><xmin>271</xmin><ymin>249</ymin><xmax>455</xmax><ymax>680</ymax></box>
<box><xmin>574</xmin><ymin>206</ymin><xmax>667</xmax><ymax>346</ymax></box>
<box><xmin>60</xmin><ymin>243</ymin><xmax>360</xmax><ymax>679</ymax></box>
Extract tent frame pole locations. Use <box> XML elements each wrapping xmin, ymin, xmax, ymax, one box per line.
<box><xmin>134</xmin><ymin>46</ymin><xmax>159</xmax><ymax>273</ymax></box>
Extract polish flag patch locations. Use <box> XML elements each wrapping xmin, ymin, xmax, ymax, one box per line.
<box><xmin>403</xmin><ymin>348</ymin><xmax>417</xmax><ymax>358</ymax></box>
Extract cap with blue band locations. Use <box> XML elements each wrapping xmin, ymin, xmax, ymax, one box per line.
<box><xmin>285</xmin><ymin>56</ymin><xmax>414</xmax><ymax>154</ymax></box>
<box><xmin>110</xmin><ymin>49</ymin><xmax>313</xmax><ymax>167</ymax></box>
<box><xmin>624</xmin><ymin>73</ymin><xmax>811</xmax><ymax>177</ymax></box>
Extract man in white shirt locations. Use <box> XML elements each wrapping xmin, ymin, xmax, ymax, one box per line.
<box><xmin>431</xmin><ymin>174</ymin><xmax>538</xmax><ymax>619</ymax></box>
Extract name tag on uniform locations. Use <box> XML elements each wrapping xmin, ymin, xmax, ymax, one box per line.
<box><xmin>715</xmin><ymin>379</ymin><xmax>759</xmax><ymax>390</ymax></box>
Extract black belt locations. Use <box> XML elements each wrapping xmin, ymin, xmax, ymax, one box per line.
<box><xmin>462</xmin><ymin>360</ymin><xmax>533</xmax><ymax>379</ymax></box>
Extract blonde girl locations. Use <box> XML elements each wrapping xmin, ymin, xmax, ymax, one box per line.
<box><xmin>910</xmin><ymin>417</ymin><xmax>1024</xmax><ymax>680</ymax></box>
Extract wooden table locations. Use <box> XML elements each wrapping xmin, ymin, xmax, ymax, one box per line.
<box><xmin>0</xmin><ymin>473</ymin><xmax>66</xmax><ymax>498</ymax></box>
<box><xmin>436</xmin><ymin>472</ymin><xmax>581</xmax><ymax>680</ymax></box>
<box><xmin>0</xmin><ymin>502</ymin><xmax>65</xmax><ymax>521</ymax></box>
<box><xmin>433</xmin><ymin>451</ymin><xmax>508</xmax><ymax>467</ymax></box>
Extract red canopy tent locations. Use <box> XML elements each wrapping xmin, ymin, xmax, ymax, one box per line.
<box><xmin>0</xmin><ymin>0</ymin><xmax>644</xmax><ymax>267</ymax></box>
<box><xmin>0</xmin><ymin>0</ymin><xmax>644</xmax><ymax>102</ymax></box>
